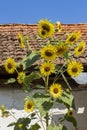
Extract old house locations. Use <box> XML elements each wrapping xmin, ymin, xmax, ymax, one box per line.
<box><xmin>0</xmin><ymin>23</ymin><xmax>87</xmax><ymax>130</ymax></box>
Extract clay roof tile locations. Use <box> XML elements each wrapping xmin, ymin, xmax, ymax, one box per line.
<box><xmin>0</xmin><ymin>23</ymin><xmax>87</xmax><ymax>67</ymax></box>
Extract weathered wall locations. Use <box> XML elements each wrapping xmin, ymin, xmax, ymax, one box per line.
<box><xmin>0</xmin><ymin>78</ymin><xmax>87</xmax><ymax>130</ymax></box>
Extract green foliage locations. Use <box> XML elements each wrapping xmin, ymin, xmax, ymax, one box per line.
<box><xmin>47</xmin><ymin>124</ymin><xmax>67</xmax><ymax>130</ymax></box>
<box><xmin>33</xmin><ymin>92</ymin><xmax>53</xmax><ymax>116</ymax></box>
<box><xmin>22</xmin><ymin>52</ymin><xmax>40</xmax><ymax>70</ymax></box>
<box><xmin>0</xmin><ymin>105</ymin><xmax>9</xmax><ymax>117</ymax></box>
<box><xmin>57</xmin><ymin>90</ymin><xmax>75</xmax><ymax>109</ymax></box>
<box><xmin>29</xmin><ymin>123</ymin><xmax>41</xmax><ymax>130</ymax></box>
<box><xmin>65</xmin><ymin>114</ymin><xmax>78</xmax><ymax>129</ymax></box>
<box><xmin>23</xmin><ymin>72</ymin><xmax>42</xmax><ymax>92</ymax></box>
<box><xmin>8</xmin><ymin>122</ymin><xmax>16</xmax><ymax>127</ymax></box>
<box><xmin>24</xmin><ymin>72</ymin><xmax>41</xmax><ymax>84</ymax></box>
<box><xmin>5</xmin><ymin>78</ymin><xmax>16</xmax><ymax>84</ymax></box>
<box><xmin>8</xmin><ymin>118</ymin><xmax>31</xmax><ymax>130</ymax></box>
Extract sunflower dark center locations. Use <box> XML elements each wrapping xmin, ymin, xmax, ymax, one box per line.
<box><xmin>41</xmin><ymin>30</ymin><xmax>46</xmax><ymax>35</ymax></box>
<box><xmin>72</xmin><ymin>67</ymin><xmax>78</xmax><ymax>72</ymax></box>
<box><xmin>7</xmin><ymin>63</ymin><xmax>12</xmax><ymax>69</ymax></box>
<box><xmin>42</xmin><ymin>24</ymin><xmax>50</xmax><ymax>32</ymax></box>
<box><xmin>78</xmin><ymin>46</ymin><xmax>83</xmax><ymax>52</ymax></box>
<box><xmin>44</xmin><ymin>67</ymin><xmax>50</xmax><ymax>72</ymax></box>
<box><xmin>69</xmin><ymin>35</ymin><xmax>76</xmax><ymax>42</ymax></box>
<box><xmin>69</xmin><ymin>111</ymin><xmax>73</xmax><ymax>116</ymax></box>
<box><xmin>27</xmin><ymin>104</ymin><xmax>32</xmax><ymax>109</ymax></box>
<box><xmin>45</xmin><ymin>51</ymin><xmax>53</xmax><ymax>57</ymax></box>
<box><xmin>53</xmin><ymin>88</ymin><xmax>58</xmax><ymax>94</ymax></box>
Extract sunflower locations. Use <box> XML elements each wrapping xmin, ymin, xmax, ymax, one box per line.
<box><xmin>17</xmin><ymin>72</ymin><xmax>25</xmax><ymax>84</ymax></box>
<box><xmin>49</xmin><ymin>83</ymin><xmax>63</xmax><ymax>98</ymax></box>
<box><xmin>38</xmin><ymin>19</ymin><xmax>55</xmax><ymax>38</ymax></box>
<box><xmin>67</xmin><ymin>61</ymin><xmax>83</xmax><ymax>77</ymax></box>
<box><xmin>40</xmin><ymin>44</ymin><xmax>57</xmax><ymax>61</ymax></box>
<box><xmin>56</xmin><ymin>44</ymin><xmax>68</xmax><ymax>57</ymax></box>
<box><xmin>18</xmin><ymin>124</ymin><xmax>23</xmax><ymax>129</ymax></box>
<box><xmin>56</xmin><ymin>21</ymin><xmax>62</xmax><ymax>32</ymax></box>
<box><xmin>4</xmin><ymin>58</ymin><xmax>16</xmax><ymax>74</ymax></box>
<box><xmin>65</xmin><ymin>31</ymin><xmax>81</xmax><ymax>45</ymax></box>
<box><xmin>40</xmin><ymin>62</ymin><xmax>55</xmax><ymax>76</ymax></box>
<box><xmin>74</xmin><ymin>41</ymin><xmax>86</xmax><ymax>57</ymax></box>
<box><xmin>24</xmin><ymin>100</ymin><xmax>34</xmax><ymax>113</ymax></box>
<box><xmin>67</xmin><ymin>109</ymin><xmax>73</xmax><ymax>117</ymax></box>
<box><xmin>18</xmin><ymin>33</ymin><xmax>25</xmax><ymax>48</ymax></box>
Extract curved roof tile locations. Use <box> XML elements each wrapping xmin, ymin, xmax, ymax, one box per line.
<box><xmin>0</xmin><ymin>24</ymin><xmax>87</xmax><ymax>67</ymax></box>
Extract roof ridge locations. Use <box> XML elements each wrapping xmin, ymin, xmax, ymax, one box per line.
<box><xmin>0</xmin><ymin>24</ymin><xmax>38</xmax><ymax>26</ymax></box>
<box><xmin>0</xmin><ymin>23</ymin><xmax>87</xmax><ymax>26</ymax></box>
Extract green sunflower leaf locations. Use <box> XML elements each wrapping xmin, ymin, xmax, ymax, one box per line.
<box><xmin>22</xmin><ymin>52</ymin><xmax>40</xmax><ymax>70</ymax></box>
<box><xmin>8</xmin><ymin>122</ymin><xmax>16</xmax><ymax>127</ymax></box>
<box><xmin>35</xmin><ymin>84</ymin><xmax>45</xmax><ymax>89</ymax></box>
<box><xmin>33</xmin><ymin>92</ymin><xmax>52</xmax><ymax>116</ymax></box>
<box><xmin>29</xmin><ymin>123</ymin><xmax>41</xmax><ymax>130</ymax></box>
<box><xmin>42</xmin><ymin>100</ymin><xmax>53</xmax><ymax>111</ymax></box>
<box><xmin>57</xmin><ymin>91</ymin><xmax>75</xmax><ymax>109</ymax></box>
<box><xmin>65</xmin><ymin>115</ymin><xmax>78</xmax><ymax>129</ymax></box>
<box><xmin>24</xmin><ymin>71</ymin><xmax>42</xmax><ymax>85</ymax></box>
<box><xmin>14</xmin><ymin>117</ymin><xmax>31</xmax><ymax>130</ymax></box>
<box><xmin>47</xmin><ymin>124</ymin><xmax>67</xmax><ymax>130</ymax></box>
<box><xmin>5</xmin><ymin>78</ymin><xmax>16</xmax><ymax>84</ymax></box>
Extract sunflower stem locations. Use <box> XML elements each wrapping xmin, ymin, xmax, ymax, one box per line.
<box><xmin>46</xmin><ymin>112</ymin><xmax>49</xmax><ymax>129</ymax></box>
<box><xmin>61</xmin><ymin>72</ymin><xmax>72</xmax><ymax>91</ymax></box>
<box><xmin>45</xmin><ymin>76</ymin><xmax>49</xmax><ymax>92</ymax></box>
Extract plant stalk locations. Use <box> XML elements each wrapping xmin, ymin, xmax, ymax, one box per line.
<box><xmin>46</xmin><ymin>112</ymin><xmax>49</xmax><ymax>129</ymax></box>
<box><xmin>45</xmin><ymin>76</ymin><xmax>49</xmax><ymax>93</ymax></box>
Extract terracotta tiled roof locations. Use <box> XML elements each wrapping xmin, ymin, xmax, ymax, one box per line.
<box><xmin>0</xmin><ymin>23</ymin><xmax>87</xmax><ymax>67</ymax></box>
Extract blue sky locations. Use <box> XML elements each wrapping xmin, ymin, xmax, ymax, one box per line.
<box><xmin>0</xmin><ymin>0</ymin><xmax>87</xmax><ymax>24</ymax></box>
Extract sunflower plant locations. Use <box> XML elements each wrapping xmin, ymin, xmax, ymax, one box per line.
<box><xmin>3</xmin><ymin>19</ymin><xmax>86</xmax><ymax>130</ymax></box>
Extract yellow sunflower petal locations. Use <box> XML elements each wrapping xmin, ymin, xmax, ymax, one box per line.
<box><xmin>17</xmin><ymin>72</ymin><xmax>25</xmax><ymax>84</ymax></box>
<box><xmin>56</xmin><ymin>21</ymin><xmax>62</xmax><ymax>32</ymax></box>
<box><xmin>65</xmin><ymin>31</ymin><xmax>81</xmax><ymax>45</ymax></box>
<box><xmin>24</xmin><ymin>100</ymin><xmax>34</xmax><ymax>113</ymax></box>
<box><xmin>56</xmin><ymin>44</ymin><xmax>68</xmax><ymax>57</ymax></box>
<box><xmin>49</xmin><ymin>83</ymin><xmax>63</xmax><ymax>98</ymax></box>
<box><xmin>40</xmin><ymin>62</ymin><xmax>55</xmax><ymax>76</ymax></box>
<box><xmin>67</xmin><ymin>109</ymin><xmax>73</xmax><ymax>117</ymax></box>
<box><xmin>18</xmin><ymin>33</ymin><xmax>25</xmax><ymax>48</ymax></box>
<box><xmin>40</xmin><ymin>44</ymin><xmax>57</xmax><ymax>61</ymax></box>
<box><xmin>18</xmin><ymin>124</ymin><xmax>23</xmax><ymax>128</ymax></box>
<box><xmin>74</xmin><ymin>41</ymin><xmax>86</xmax><ymax>57</ymax></box>
<box><xmin>67</xmin><ymin>61</ymin><xmax>83</xmax><ymax>77</ymax></box>
<box><xmin>38</xmin><ymin>19</ymin><xmax>55</xmax><ymax>38</ymax></box>
<box><xmin>4</xmin><ymin>58</ymin><xmax>16</xmax><ymax>74</ymax></box>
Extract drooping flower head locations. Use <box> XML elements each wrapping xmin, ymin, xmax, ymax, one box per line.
<box><xmin>18</xmin><ymin>124</ymin><xmax>23</xmax><ymax>129</ymax></box>
<box><xmin>18</xmin><ymin>33</ymin><xmax>25</xmax><ymax>48</ymax></box>
<box><xmin>4</xmin><ymin>57</ymin><xmax>16</xmax><ymax>74</ymax></box>
<box><xmin>55</xmin><ymin>21</ymin><xmax>62</xmax><ymax>32</ymax></box>
<box><xmin>67</xmin><ymin>109</ymin><xmax>73</xmax><ymax>117</ymax></box>
<box><xmin>49</xmin><ymin>83</ymin><xmax>63</xmax><ymax>98</ymax></box>
<box><xmin>67</xmin><ymin>61</ymin><xmax>83</xmax><ymax>77</ymax></box>
<box><xmin>56</xmin><ymin>44</ymin><xmax>68</xmax><ymax>57</ymax></box>
<box><xmin>40</xmin><ymin>62</ymin><xmax>55</xmax><ymax>76</ymax></box>
<box><xmin>74</xmin><ymin>41</ymin><xmax>86</xmax><ymax>57</ymax></box>
<box><xmin>65</xmin><ymin>31</ymin><xmax>81</xmax><ymax>45</ymax></box>
<box><xmin>40</xmin><ymin>44</ymin><xmax>57</xmax><ymax>61</ymax></box>
<box><xmin>17</xmin><ymin>72</ymin><xmax>26</xmax><ymax>84</ymax></box>
<box><xmin>24</xmin><ymin>100</ymin><xmax>34</xmax><ymax>113</ymax></box>
<box><xmin>38</xmin><ymin>19</ymin><xmax>55</xmax><ymax>38</ymax></box>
